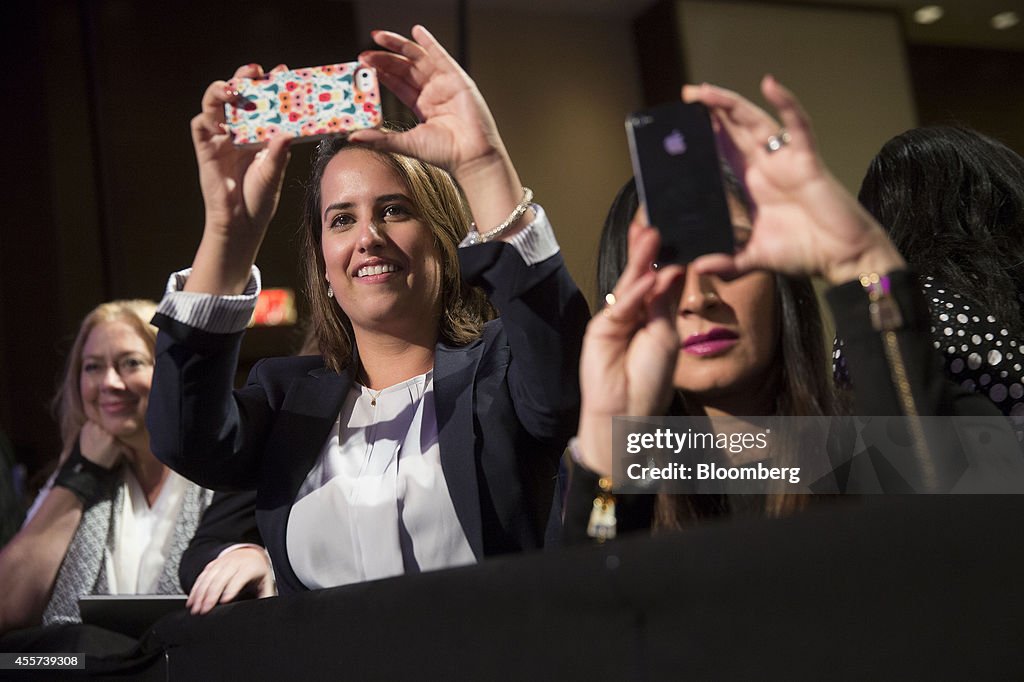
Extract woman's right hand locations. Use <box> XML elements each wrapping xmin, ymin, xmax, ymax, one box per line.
<box><xmin>575</xmin><ymin>220</ymin><xmax>685</xmax><ymax>476</ymax></box>
<box><xmin>78</xmin><ymin>420</ymin><xmax>129</xmax><ymax>470</ymax></box>
<box><xmin>186</xmin><ymin>64</ymin><xmax>293</xmax><ymax>295</ymax></box>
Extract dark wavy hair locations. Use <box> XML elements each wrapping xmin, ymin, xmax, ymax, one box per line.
<box><xmin>596</xmin><ymin>173</ymin><xmax>836</xmax><ymax>522</ymax></box>
<box><xmin>858</xmin><ymin>126</ymin><xmax>1024</xmax><ymax>331</ymax></box>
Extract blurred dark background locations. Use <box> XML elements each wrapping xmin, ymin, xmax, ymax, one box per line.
<box><xmin>1</xmin><ymin>0</ymin><xmax>1021</xmax><ymax>490</ymax></box>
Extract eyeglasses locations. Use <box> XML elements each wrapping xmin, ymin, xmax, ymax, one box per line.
<box><xmin>81</xmin><ymin>356</ymin><xmax>153</xmax><ymax>377</ymax></box>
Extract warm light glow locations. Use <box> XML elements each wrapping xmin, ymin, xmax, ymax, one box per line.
<box><xmin>991</xmin><ymin>11</ymin><xmax>1020</xmax><ymax>30</ymax></box>
<box><xmin>913</xmin><ymin>5</ymin><xmax>945</xmax><ymax>24</ymax></box>
<box><xmin>250</xmin><ymin>288</ymin><xmax>297</xmax><ymax>327</ymax></box>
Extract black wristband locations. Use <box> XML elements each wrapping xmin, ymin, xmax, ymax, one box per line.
<box><xmin>53</xmin><ymin>440</ymin><xmax>121</xmax><ymax>508</ymax></box>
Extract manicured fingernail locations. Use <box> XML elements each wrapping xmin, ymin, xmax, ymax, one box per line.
<box><xmin>243</xmin><ymin>100</ymin><xmax>256</xmax><ymax>111</ymax></box>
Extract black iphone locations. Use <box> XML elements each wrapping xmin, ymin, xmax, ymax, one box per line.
<box><xmin>626</xmin><ymin>101</ymin><xmax>734</xmax><ymax>264</ymax></box>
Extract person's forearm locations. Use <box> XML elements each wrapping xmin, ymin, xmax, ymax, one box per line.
<box><xmin>184</xmin><ymin>229</ymin><xmax>264</xmax><ymax>295</ymax></box>
<box><xmin>0</xmin><ymin>487</ymin><xmax>83</xmax><ymax>633</ymax></box>
<box><xmin>454</xmin><ymin>150</ymin><xmax>532</xmax><ymax>243</ymax></box>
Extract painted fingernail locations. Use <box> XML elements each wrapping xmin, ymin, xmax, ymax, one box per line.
<box><xmin>243</xmin><ymin>100</ymin><xmax>256</xmax><ymax>111</ymax></box>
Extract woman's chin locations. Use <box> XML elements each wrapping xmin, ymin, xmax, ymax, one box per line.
<box><xmin>101</xmin><ymin>418</ymin><xmax>145</xmax><ymax>440</ymax></box>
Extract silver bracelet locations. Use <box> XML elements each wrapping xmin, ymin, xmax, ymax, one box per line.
<box><xmin>466</xmin><ymin>187</ymin><xmax>534</xmax><ymax>244</ymax></box>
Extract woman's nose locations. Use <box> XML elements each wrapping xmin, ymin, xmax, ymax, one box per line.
<box><xmin>100</xmin><ymin>365</ymin><xmax>126</xmax><ymax>390</ymax></box>
<box><xmin>357</xmin><ymin>220</ymin><xmax>386</xmax><ymax>251</ymax></box>
<box><xmin>679</xmin><ymin>268</ymin><xmax>720</xmax><ymax>314</ymax></box>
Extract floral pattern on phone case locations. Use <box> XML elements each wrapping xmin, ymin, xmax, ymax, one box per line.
<box><xmin>224</xmin><ymin>63</ymin><xmax>383</xmax><ymax>145</ymax></box>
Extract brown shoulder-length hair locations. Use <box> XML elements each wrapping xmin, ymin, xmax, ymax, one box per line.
<box><xmin>52</xmin><ymin>299</ymin><xmax>158</xmax><ymax>458</ymax></box>
<box><xmin>595</xmin><ymin>177</ymin><xmax>840</xmax><ymax>527</ymax></box>
<box><xmin>299</xmin><ymin>137</ymin><xmax>494</xmax><ymax>373</ymax></box>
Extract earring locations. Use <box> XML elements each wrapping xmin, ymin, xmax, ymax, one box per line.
<box><xmin>327</xmin><ymin>284</ymin><xmax>334</xmax><ymax>298</ymax></box>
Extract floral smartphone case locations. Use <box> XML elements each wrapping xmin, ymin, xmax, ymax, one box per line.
<box><xmin>224</xmin><ymin>62</ymin><xmax>383</xmax><ymax>145</ymax></box>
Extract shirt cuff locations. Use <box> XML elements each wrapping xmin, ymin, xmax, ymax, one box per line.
<box><xmin>216</xmin><ymin>543</ymin><xmax>266</xmax><ymax>559</ymax></box>
<box><xmin>459</xmin><ymin>204</ymin><xmax>559</xmax><ymax>266</ymax></box>
<box><xmin>155</xmin><ymin>266</ymin><xmax>261</xmax><ymax>334</ymax></box>
<box><xmin>216</xmin><ymin>543</ymin><xmax>277</xmax><ymax>590</ymax></box>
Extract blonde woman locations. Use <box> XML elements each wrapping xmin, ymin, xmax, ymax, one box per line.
<box><xmin>0</xmin><ymin>300</ymin><xmax>270</xmax><ymax>636</ymax></box>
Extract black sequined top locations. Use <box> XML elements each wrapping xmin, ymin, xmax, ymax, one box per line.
<box><xmin>834</xmin><ymin>275</ymin><xmax>1024</xmax><ymax>419</ymax></box>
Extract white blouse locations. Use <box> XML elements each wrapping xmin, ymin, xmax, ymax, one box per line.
<box><xmin>106</xmin><ymin>469</ymin><xmax>189</xmax><ymax>593</ymax></box>
<box><xmin>286</xmin><ymin>370</ymin><xmax>475</xmax><ymax>589</ymax></box>
<box><xmin>25</xmin><ymin>467</ymin><xmax>190</xmax><ymax>594</ymax></box>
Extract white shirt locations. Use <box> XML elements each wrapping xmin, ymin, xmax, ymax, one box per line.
<box><xmin>286</xmin><ymin>371</ymin><xmax>475</xmax><ymax>588</ymax></box>
<box><xmin>106</xmin><ymin>469</ymin><xmax>189</xmax><ymax>593</ymax></box>
<box><xmin>27</xmin><ymin>468</ymin><xmax>190</xmax><ymax>594</ymax></box>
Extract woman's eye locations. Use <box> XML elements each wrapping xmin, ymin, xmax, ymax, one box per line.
<box><xmin>120</xmin><ymin>357</ymin><xmax>149</xmax><ymax>372</ymax></box>
<box><xmin>382</xmin><ymin>204</ymin><xmax>411</xmax><ymax>221</ymax></box>
<box><xmin>82</xmin><ymin>363</ymin><xmax>101</xmax><ymax>374</ymax></box>
<box><xmin>328</xmin><ymin>214</ymin><xmax>354</xmax><ymax>230</ymax></box>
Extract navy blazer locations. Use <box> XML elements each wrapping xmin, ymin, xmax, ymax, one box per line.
<box><xmin>179</xmin><ymin>490</ymin><xmax>262</xmax><ymax>593</ymax></box>
<box><xmin>148</xmin><ymin>243</ymin><xmax>589</xmax><ymax>594</ymax></box>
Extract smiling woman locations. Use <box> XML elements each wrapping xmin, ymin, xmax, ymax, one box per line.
<box><xmin>0</xmin><ymin>300</ymin><xmax>279</xmax><ymax>640</ymax></box>
<box><xmin>147</xmin><ymin>26</ymin><xmax>588</xmax><ymax>594</ymax></box>
<box><xmin>77</xmin><ymin>318</ymin><xmax>154</xmax><ymax>444</ymax></box>
<box><xmin>300</xmin><ymin>141</ymin><xmax>494</xmax><ymax>377</ymax></box>
<box><xmin>0</xmin><ymin>301</ymin><xmax>218</xmax><ymax>636</ymax></box>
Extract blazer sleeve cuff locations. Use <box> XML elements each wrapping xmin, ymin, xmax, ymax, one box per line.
<box><xmin>155</xmin><ymin>266</ymin><xmax>262</xmax><ymax>334</ymax></box>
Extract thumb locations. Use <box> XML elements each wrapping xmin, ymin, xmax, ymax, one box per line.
<box><xmin>647</xmin><ymin>266</ymin><xmax>686</xmax><ymax>322</ymax></box>
<box><xmin>260</xmin><ymin>132</ymin><xmax>294</xmax><ymax>184</ymax></box>
<box><xmin>346</xmin><ymin>128</ymin><xmax>388</xmax><ymax>146</ymax></box>
<box><xmin>691</xmin><ymin>252</ymin><xmax>744</xmax><ymax>281</ymax></box>
<box><xmin>347</xmin><ymin>128</ymin><xmax>423</xmax><ymax>161</ymax></box>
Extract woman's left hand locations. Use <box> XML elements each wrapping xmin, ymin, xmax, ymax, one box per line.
<box><xmin>684</xmin><ymin>77</ymin><xmax>905</xmax><ymax>286</ymax></box>
<box><xmin>186</xmin><ymin>546</ymin><xmax>275</xmax><ymax>615</ymax></box>
<box><xmin>351</xmin><ymin>25</ymin><xmax>527</xmax><ymax>236</ymax></box>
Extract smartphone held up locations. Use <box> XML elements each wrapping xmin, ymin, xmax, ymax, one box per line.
<box><xmin>224</xmin><ymin>62</ymin><xmax>383</xmax><ymax>146</ymax></box>
<box><xmin>626</xmin><ymin>101</ymin><xmax>735</xmax><ymax>264</ymax></box>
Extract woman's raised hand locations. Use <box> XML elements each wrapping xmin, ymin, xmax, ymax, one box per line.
<box><xmin>351</xmin><ymin>26</ymin><xmax>526</xmax><ymax>235</ymax></box>
<box><xmin>187</xmin><ymin>64</ymin><xmax>294</xmax><ymax>295</ymax></box>
<box><xmin>684</xmin><ymin>77</ymin><xmax>904</xmax><ymax>285</ymax></box>
<box><xmin>575</xmin><ymin>221</ymin><xmax>685</xmax><ymax>476</ymax></box>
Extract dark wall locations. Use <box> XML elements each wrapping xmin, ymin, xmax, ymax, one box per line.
<box><xmin>907</xmin><ymin>44</ymin><xmax>1024</xmax><ymax>155</ymax></box>
<box><xmin>1</xmin><ymin>1</ymin><xmax>63</xmax><ymax>476</ymax></box>
<box><xmin>1</xmin><ymin>0</ymin><xmax>359</xmax><ymax>475</ymax></box>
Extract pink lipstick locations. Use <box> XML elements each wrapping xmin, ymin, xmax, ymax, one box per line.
<box><xmin>683</xmin><ymin>328</ymin><xmax>738</xmax><ymax>356</ymax></box>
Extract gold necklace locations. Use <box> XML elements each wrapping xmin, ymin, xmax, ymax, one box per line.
<box><xmin>368</xmin><ymin>386</ymin><xmax>384</xmax><ymax>406</ymax></box>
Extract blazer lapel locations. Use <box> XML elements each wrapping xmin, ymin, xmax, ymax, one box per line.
<box><xmin>434</xmin><ymin>340</ymin><xmax>485</xmax><ymax>559</ymax></box>
<box><xmin>259</xmin><ymin>367</ymin><xmax>352</xmax><ymax>592</ymax></box>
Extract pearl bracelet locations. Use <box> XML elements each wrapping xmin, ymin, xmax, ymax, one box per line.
<box><xmin>463</xmin><ymin>187</ymin><xmax>534</xmax><ymax>245</ymax></box>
